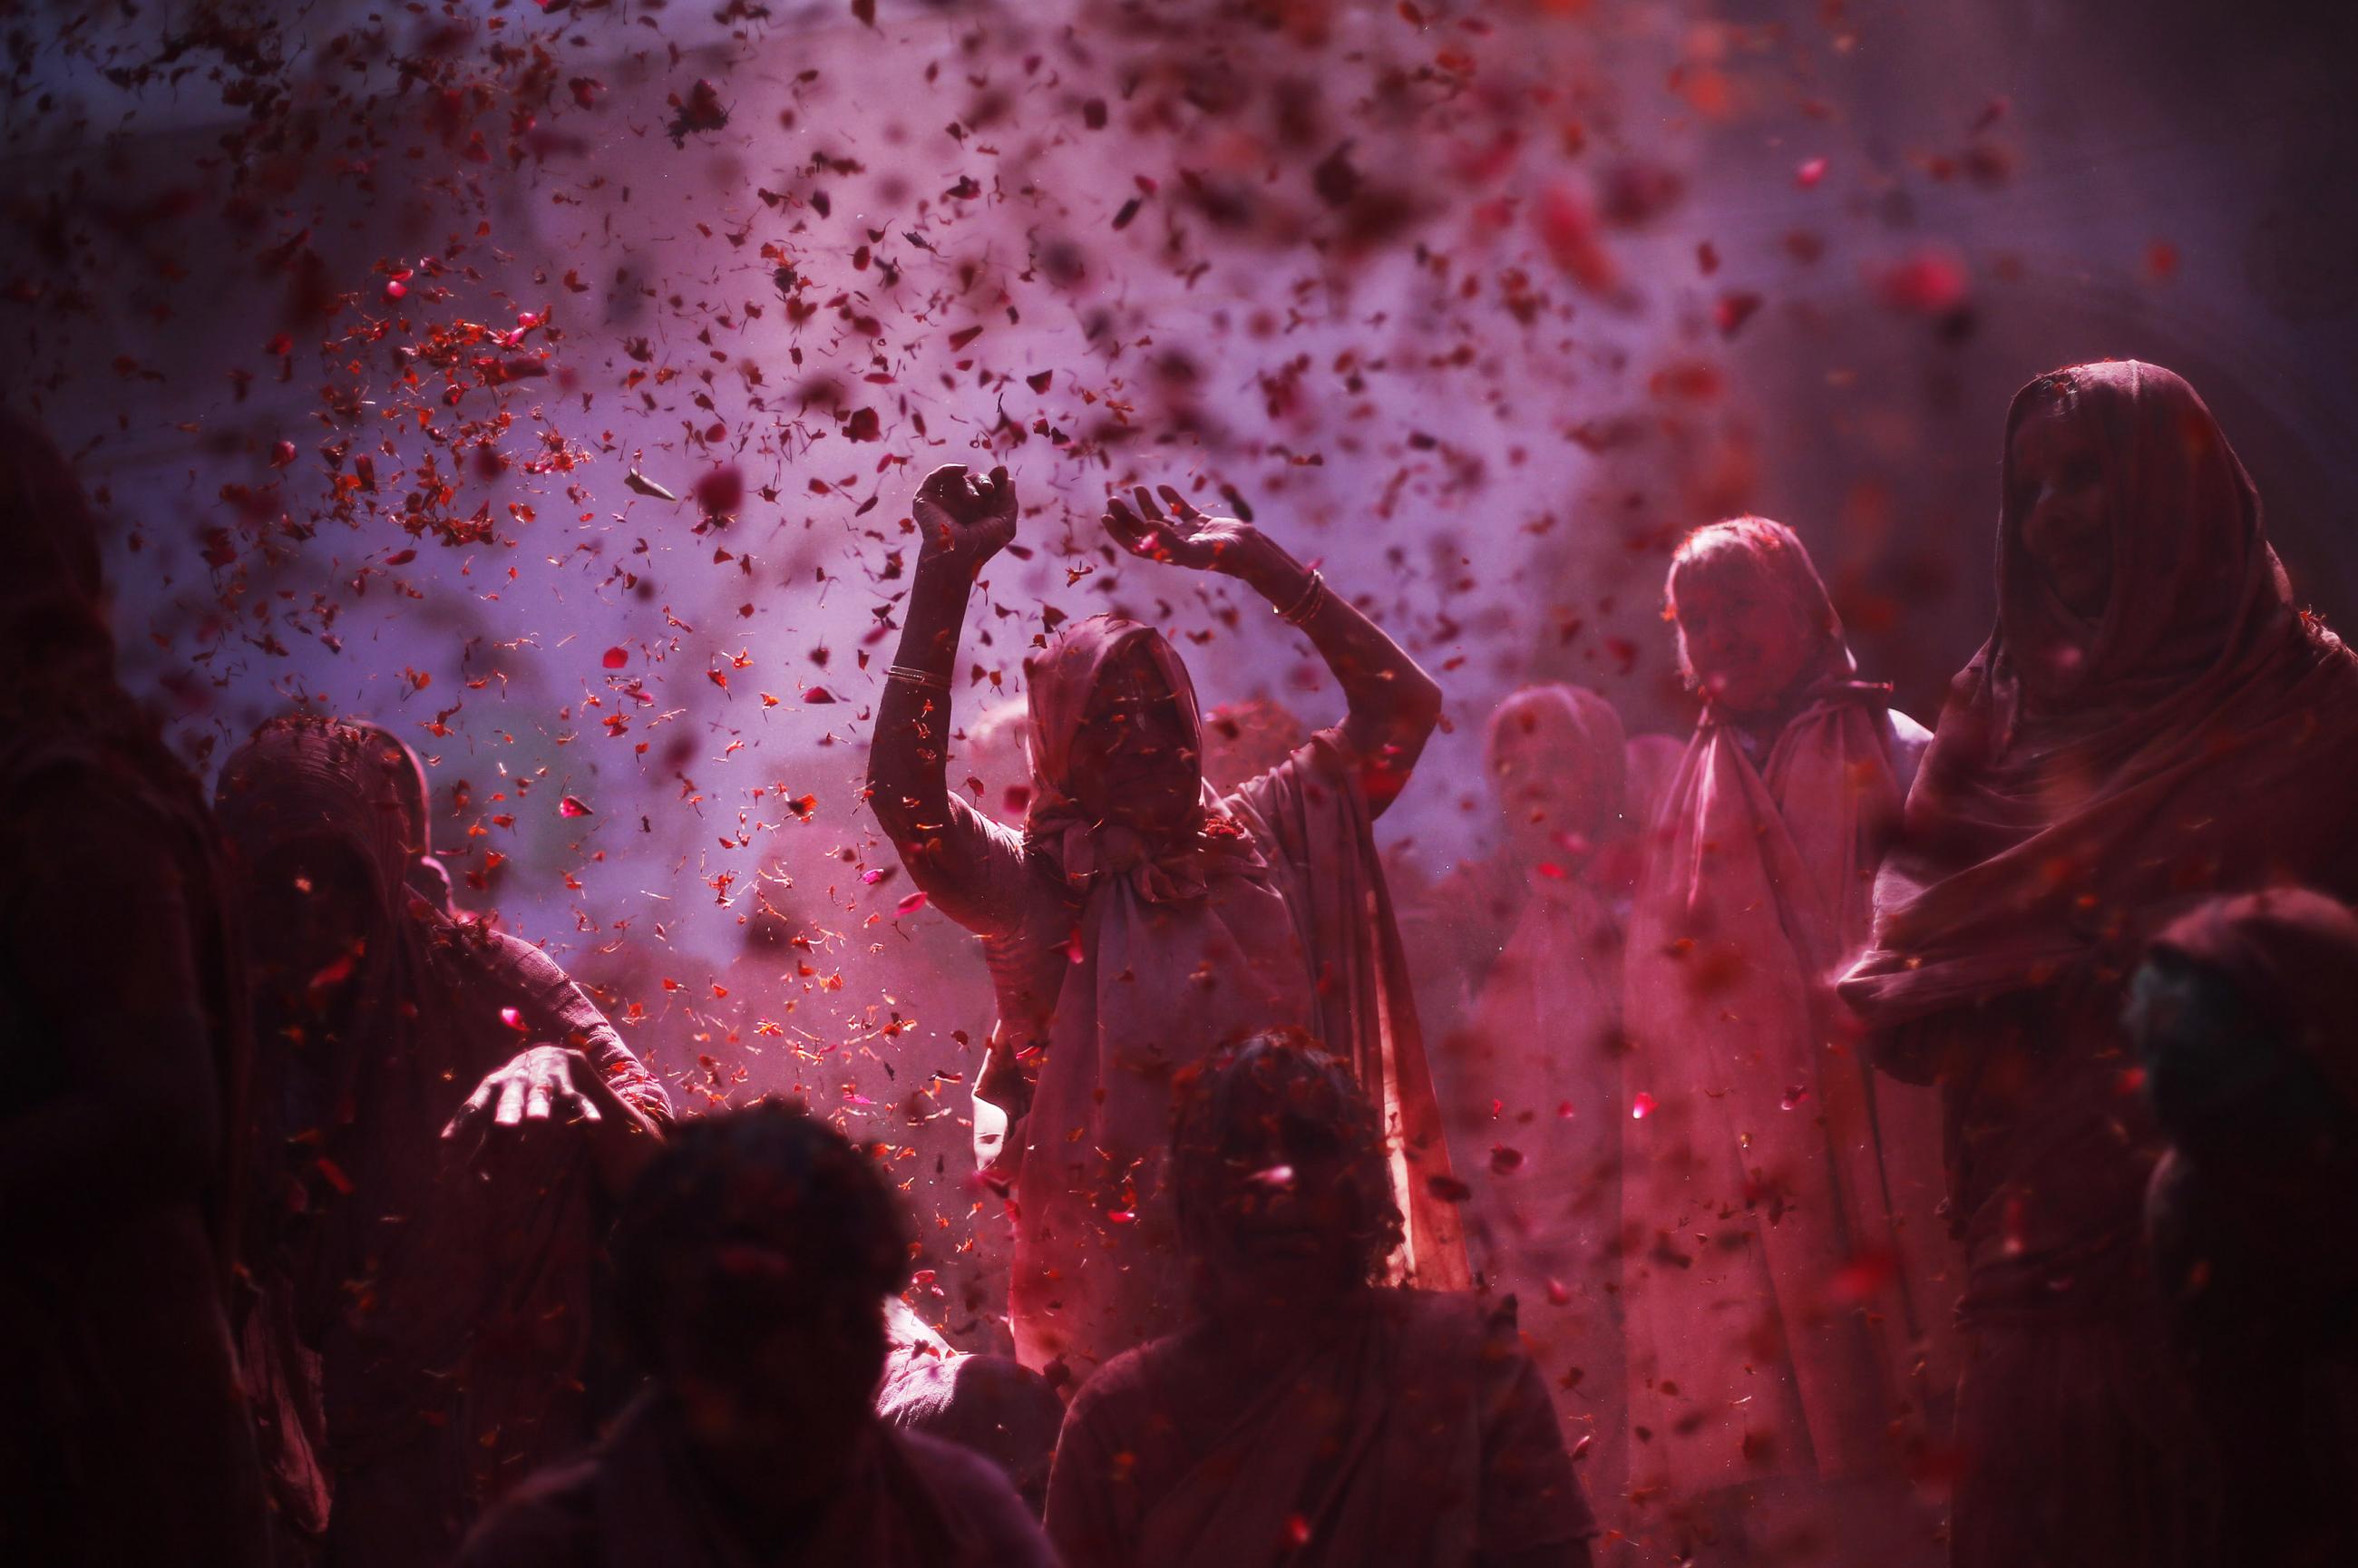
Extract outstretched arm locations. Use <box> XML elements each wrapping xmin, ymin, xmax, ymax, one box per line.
<box><xmin>866</xmin><ymin>463</ymin><xmax>1021</xmax><ymax>927</ymax></box>
<box><xmin>1104</xmin><ymin>485</ymin><xmax>1442</xmax><ymax>813</ymax></box>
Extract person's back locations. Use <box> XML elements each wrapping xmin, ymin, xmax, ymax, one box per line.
<box><xmin>458</xmin><ymin>1398</ymin><xmax>1051</xmax><ymax>1568</ymax></box>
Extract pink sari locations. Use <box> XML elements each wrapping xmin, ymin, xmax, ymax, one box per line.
<box><xmin>1622</xmin><ymin>521</ymin><xmax>1954</xmax><ymax>1505</ymax></box>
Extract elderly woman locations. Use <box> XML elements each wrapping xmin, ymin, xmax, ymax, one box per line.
<box><xmin>867</xmin><ymin>466</ymin><xmax>1464</xmax><ymax>1377</ymax></box>
<box><xmin>1045</xmin><ymin>1029</ymin><xmax>1598</xmax><ymax>1568</ymax></box>
<box><xmin>1840</xmin><ymin>361</ymin><xmax>2358</xmax><ymax>1568</ymax></box>
<box><xmin>219</xmin><ymin>715</ymin><xmax>670</xmax><ymax>1567</ymax></box>
<box><xmin>1621</xmin><ymin>517</ymin><xmax>1953</xmax><ymax>1563</ymax></box>
<box><xmin>1421</xmin><ymin>685</ymin><xmax>1642</xmax><ymax>1498</ymax></box>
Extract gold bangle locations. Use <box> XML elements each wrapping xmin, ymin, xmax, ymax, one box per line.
<box><xmin>1275</xmin><ymin>569</ymin><xmax>1326</xmax><ymax>626</ymax></box>
<box><xmin>887</xmin><ymin>664</ymin><xmax>950</xmax><ymax>693</ymax></box>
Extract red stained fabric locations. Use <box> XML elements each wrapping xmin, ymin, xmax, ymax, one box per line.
<box><xmin>1045</xmin><ymin>1290</ymin><xmax>1595</xmax><ymax>1568</ymax></box>
<box><xmin>1843</xmin><ymin>361</ymin><xmax>2358</xmax><ymax>1031</ymax></box>
<box><xmin>1622</xmin><ymin>519</ymin><xmax>1954</xmax><ymax>1506</ymax></box>
<box><xmin>1838</xmin><ymin>361</ymin><xmax>2358</xmax><ymax>1568</ymax></box>
<box><xmin>925</xmin><ymin>614</ymin><xmax>1464</xmax><ymax>1377</ymax></box>
<box><xmin>217</xmin><ymin>716</ymin><xmax>669</xmax><ymax>1566</ymax></box>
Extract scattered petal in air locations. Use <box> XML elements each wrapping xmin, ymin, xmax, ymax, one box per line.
<box><xmin>1631</xmin><ymin>1092</ymin><xmax>1657</xmax><ymax>1121</ymax></box>
<box><xmin>559</xmin><ymin>795</ymin><xmax>593</xmax><ymax>818</ymax></box>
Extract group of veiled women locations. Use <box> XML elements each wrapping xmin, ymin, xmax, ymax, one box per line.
<box><xmin>5</xmin><ymin>358</ymin><xmax>2355</xmax><ymax>1568</ymax></box>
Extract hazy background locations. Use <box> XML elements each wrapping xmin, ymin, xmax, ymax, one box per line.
<box><xmin>8</xmin><ymin>0</ymin><xmax>2354</xmax><ymax>1320</ymax></box>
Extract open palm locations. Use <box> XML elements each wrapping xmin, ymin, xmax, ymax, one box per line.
<box><xmin>1102</xmin><ymin>485</ymin><xmax>1260</xmax><ymax>575</ymax></box>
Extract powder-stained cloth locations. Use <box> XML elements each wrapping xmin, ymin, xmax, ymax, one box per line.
<box><xmin>1622</xmin><ymin>519</ymin><xmax>1953</xmax><ymax>1504</ymax></box>
<box><xmin>1840</xmin><ymin>362</ymin><xmax>2358</xmax><ymax>1568</ymax></box>
<box><xmin>219</xmin><ymin>716</ymin><xmax>669</xmax><ymax>1567</ymax></box>
<box><xmin>913</xmin><ymin>616</ymin><xmax>1465</xmax><ymax>1375</ymax></box>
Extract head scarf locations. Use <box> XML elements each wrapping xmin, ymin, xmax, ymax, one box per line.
<box><xmin>1020</xmin><ymin>615</ymin><xmax>1259</xmax><ymax>901</ymax></box>
<box><xmin>2147</xmin><ymin>887</ymin><xmax>2358</xmax><ymax>1113</ymax></box>
<box><xmin>0</xmin><ymin>409</ymin><xmax>170</xmax><ymax>781</ymax></box>
<box><xmin>216</xmin><ymin>716</ymin><xmax>419</xmax><ymax>917</ymax></box>
<box><xmin>1842</xmin><ymin>362</ymin><xmax>2358</xmax><ymax>1029</ymax></box>
<box><xmin>1483</xmin><ymin>682</ymin><xmax>1628</xmax><ymax>845</ymax></box>
<box><xmin>1669</xmin><ymin>515</ymin><xmax>1856</xmax><ymax>722</ymax></box>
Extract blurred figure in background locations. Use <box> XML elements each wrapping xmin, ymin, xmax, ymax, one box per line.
<box><xmin>870</xmin><ymin>467</ymin><xmax>1465</xmax><ymax>1379</ymax></box>
<box><xmin>2132</xmin><ymin>889</ymin><xmax>2358</xmax><ymax>1568</ymax></box>
<box><xmin>1047</xmin><ymin>1029</ymin><xmax>1597</xmax><ymax>1568</ymax></box>
<box><xmin>219</xmin><ymin>715</ymin><xmax>670</xmax><ymax>1567</ymax></box>
<box><xmin>1622</xmin><ymin>517</ymin><xmax>1952</xmax><ymax>1565</ymax></box>
<box><xmin>1619</xmin><ymin>732</ymin><xmax>1682</xmax><ymax>840</ymax></box>
<box><xmin>1198</xmin><ymin>695</ymin><xmax>1310</xmax><ymax>793</ymax></box>
<box><xmin>457</xmin><ymin>1102</ymin><xmax>1056</xmax><ymax>1567</ymax></box>
<box><xmin>1418</xmin><ymin>684</ymin><xmax>1641</xmax><ymax>1513</ymax></box>
<box><xmin>0</xmin><ymin>412</ymin><xmax>269</xmax><ymax>1564</ymax></box>
<box><xmin>1844</xmin><ymin>362</ymin><xmax>2358</xmax><ymax>1568</ymax></box>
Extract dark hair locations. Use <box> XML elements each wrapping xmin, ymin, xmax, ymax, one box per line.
<box><xmin>1167</xmin><ymin>1027</ymin><xmax>1404</xmax><ymax>1286</ymax></box>
<box><xmin>609</xmin><ymin>1101</ymin><xmax>914</xmax><ymax>1370</ymax></box>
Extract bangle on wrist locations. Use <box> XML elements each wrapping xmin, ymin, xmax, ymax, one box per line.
<box><xmin>887</xmin><ymin>664</ymin><xmax>950</xmax><ymax>694</ymax></box>
<box><xmin>1274</xmin><ymin>569</ymin><xmax>1326</xmax><ymax>627</ymax></box>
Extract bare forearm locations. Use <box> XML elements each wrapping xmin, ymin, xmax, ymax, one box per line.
<box><xmin>867</xmin><ymin>559</ymin><xmax>975</xmax><ymax>852</ymax></box>
<box><xmin>1233</xmin><ymin>539</ymin><xmax>1442</xmax><ymax>778</ymax></box>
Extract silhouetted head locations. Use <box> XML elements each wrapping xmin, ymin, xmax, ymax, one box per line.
<box><xmin>1025</xmin><ymin>617</ymin><xmax>1204</xmax><ymax>841</ymax></box>
<box><xmin>2128</xmin><ymin>888</ymin><xmax>2358</xmax><ymax>1165</ymax></box>
<box><xmin>215</xmin><ymin>716</ymin><xmax>421</xmax><ymax>1029</ymax></box>
<box><xmin>610</xmin><ymin>1102</ymin><xmax>914</xmax><ymax>1511</ymax></box>
<box><xmin>1170</xmin><ymin>1028</ymin><xmax>1402</xmax><ymax>1320</ymax></box>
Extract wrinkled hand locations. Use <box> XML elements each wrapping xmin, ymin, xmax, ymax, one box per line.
<box><xmin>1101</xmin><ymin>486</ymin><xmax>1265</xmax><ymax>577</ymax></box>
<box><xmin>912</xmin><ymin>463</ymin><xmax>1017</xmax><ymax>574</ymax></box>
<box><xmin>441</xmin><ymin>1043</ymin><xmax>619</xmax><ymax>1164</ymax></box>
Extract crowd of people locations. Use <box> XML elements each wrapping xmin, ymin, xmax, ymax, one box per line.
<box><xmin>6</xmin><ymin>358</ymin><xmax>2356</xmax><ymax>1568</ymax></box>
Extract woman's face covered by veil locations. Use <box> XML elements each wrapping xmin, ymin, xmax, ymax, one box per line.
<box><xmin>2008</xmin><ymin>391</ymin><xmax>2116</xmax><ymax>626</ymax></box>
<box><xmin>1061</xmin><ymin>637</ymin><xmax>1203</xmax><ymax>838</ymax></box>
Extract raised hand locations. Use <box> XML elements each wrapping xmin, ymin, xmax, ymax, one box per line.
<box><xmin>441</xmin><ymin>1041</ymin><xmax>660</xmax><ymax>1190</ymax></box>
<box><xmin>912</xmin><ymin>463</ymin><xmax>1017</xmax><ymax>576</ymax></box>
<box><xmin>1101</xmin><ymin>485</ymin><xmax>1267</xmax><ymax>578</ymax></box>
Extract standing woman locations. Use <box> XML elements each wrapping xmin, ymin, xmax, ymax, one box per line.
<box><xmin>1840</xmin><ymin>361</ymin><xmax>2358</xmax><ymax>1568</ymax></box>
<box><xmin>867</xmin><ymin>466</ymin><xmax>1465</xmax><ymax>1378</ymax></box>
<box><xmin>1438</xmin><ymin>684</ymin><xmax>1641</xmax><ymax>1499</ymax></box>
<box><xmin>1621</xmin><ymin>518</ymin><xmax>1954</xmax><ymax>1563</ymax></box>
<box><xmin>0</xmin><ymin>412</ymin><xmax>269</xmax><ymax>1564</ymax></box>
